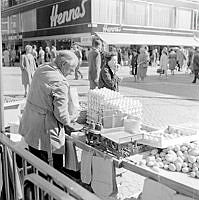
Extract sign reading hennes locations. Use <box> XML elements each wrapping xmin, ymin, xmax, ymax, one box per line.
<box><xmin>50</xmin><ymin>0</ymin><xmax>88</xmax><ymax>27</ymax></box>
<box><xmin>37</xmin><ymin>0</ymin><xmax>91</xmax><ymax>29</ymax></box>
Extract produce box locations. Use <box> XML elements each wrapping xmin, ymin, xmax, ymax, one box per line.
<box><xmin>100</xmin><ymin>127</ymin><xmax>143</xmax><ymax>144</ymax></box>
<box><xmin>4</xmin><ymin>96</ymin><xmax>25</xmax><ymax>128</ymax></box>
<box><xmin>138</xmin><ymin>125</ymin><xmax>199</xmax><ymax>148</ymax></box>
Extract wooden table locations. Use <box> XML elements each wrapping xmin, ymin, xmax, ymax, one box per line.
<box><xmin>122</xmin><ymin>154</ymin><xmax>199</xmax><ymax>199</ymax></box>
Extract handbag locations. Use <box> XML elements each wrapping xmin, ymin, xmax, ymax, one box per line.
<box><xmin>157</xmin><ymin>68</ymin><xmax>164</xmax><ymax>74</ymax></box>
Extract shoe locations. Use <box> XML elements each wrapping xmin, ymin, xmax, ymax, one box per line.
<box><xmin>192</xmin><ymin>81</ymin><xmax>196</xmax><ymax>83</ymax></box>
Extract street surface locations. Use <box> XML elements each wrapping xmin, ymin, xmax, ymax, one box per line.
<box><xmin>3</xmin><ymin>64</ymin><xmax>199</xmax><ymax>129</ymax></box>
<box><xmin>2</xmin><ymin>64</ymin><xmax>199</xmax><ymax>199</ymax></box>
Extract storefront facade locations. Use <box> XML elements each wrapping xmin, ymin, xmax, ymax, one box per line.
<box><xmin>1</xmin><ymin>0</ymin><xmax>199</xmax><ymax>49</ymax></box>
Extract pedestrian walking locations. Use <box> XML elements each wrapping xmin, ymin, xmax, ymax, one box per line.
<box><xmin>32</xmin><ymin>45</ymin><xmax>38</xmax><ymax>68</ymax></box>
<box><xmin>168</xmin><ymin>49</ymin><xmax>177</xmax><ymax>75</ymax></box>
<box><xmin>137</xmin><ymin>46</ymin><xmax>150</xmax><ymax>81</ymax></box>
<box><xmin>38</xmin><ymin>46</ymin><xmax>45</xmax><ymax>65</ymax></box>
<box><xmin>72</xmin><ymin>43</ymin><xmax>83</xmax><ymax>80</ymax></box>
<box><xmin>18</xmin><ymin>50</ymin><xmax>79</xmax><ymax>170</ymax></box>
<box><xmin>44</xmin><ymin>46</ymin><xmax>52</xmax><ymax>63</ymax></box>
<box><xmin>88</xmin><ymin>39</ymin><xmax>102</xmax><ymax>89</ymax></box>
<box><xmin>130</xmin><ymin>49</ymin><xmax>138</xmax><ymax>82</ymax></box>
<box><xmin>51</xmin><ymin>45</ymin><xmax>57</xmax><ymax>62</ymax></box>
<box><xmin>176</xmin><ymin>47</ymin><xmax>186</xmax><ymax>71</ymax></box>
<box><xmin>187</xmin><ymin>47</ymin><xmax>195</xmax><ymax>73</ymax></box>
<box><xmin>99</xmin><ymin>52</ymin><xmax>120</xmax><ymax>91</ymax></box>
<box><xmin>3</xmin><ymin>48</ymin><xmax>10</xmax><ymax>66</ymax></box>
<box><xmin>117</xmin><ymin>48</ymin><xmax>122</xmax><ymax>66</ymax></box>
<box><xmin>191</xmin><ymin>47</ymin><xmax>199</xmax><ymax>84</ymax></box>
<box><xmin>159</xmin><ymin>48</ymin><xmax>169</xmax><ymax>79</ymax></box>
<box><xmin>151</xmin><ymin>49</ymin><xmax>158</xmax><ymax>68</ymax></box>
<box><xmin>20</xmin><ymin>45</ymin><xmax>37</xmax><ymax>97</ymax></box>
<box><xmin>10</xmin><ymin>47</ymin><xmax>16</xmax><ymax>66</ymax></box>
<box><xmin>100</xmin><ymin>42</ymin><xmax>107</xmax><ymax>69</ymax></box>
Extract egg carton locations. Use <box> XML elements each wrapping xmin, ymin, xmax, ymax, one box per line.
<box><xmin>138</xmin><ymin>126</ymin><xmax>199</xmax><ymax>149</ymax></box>
<box><xmin>87</xmin><ymin>106</ymin><xmax>142</xmax><ymax>127</ymax></box>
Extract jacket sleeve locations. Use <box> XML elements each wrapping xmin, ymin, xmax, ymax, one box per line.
<box><xmin>101</xmin><ymin>68</ymin><xmax>115</xmax><ymax>90</ymax></box>
<box><xmin>193</xmin><ymin>54</ymin><xmax>199</xmax><ymax>67</ymax></box>
<box><xmin>51</xmin><ymin>83</ymin><xmax>70</xmax><ymax>126</ymax></box>
<box><xmin>95</xmin><ymin>52</ymin><xmax>101</xmax><ymax>82</ymax></box>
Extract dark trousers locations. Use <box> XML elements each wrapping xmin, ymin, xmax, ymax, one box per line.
<box><xmin>75</xmin><ymin>64</ymin><xmax>83</xmax><ymax>80</ymax></box>
<box><xmin>29</xmin><ymin>146</ymin><xmax>63</xmax><ymax>170</ymax></box>
<box><xmin>89</xmin><ymin>80</ymin><xmax>98</xmax><ymax>89</ymax></box>
<box><xmin>192</xmin><ymin>70</ymin><xmax>199</xmax><ymax>83</ymax></box>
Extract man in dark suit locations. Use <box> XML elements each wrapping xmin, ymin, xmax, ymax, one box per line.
<box><xmin>88</xmin><ymin>39</ymin><xmax>102</xmax><ymax>89</ymax></box>
<box><xmin>192</xmin><ymin>47</ymin><xmax>199</xmax><ymax>83</ymax></box>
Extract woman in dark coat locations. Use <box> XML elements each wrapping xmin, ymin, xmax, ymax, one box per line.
<box><xmin>131</xmin><ymin>49</ymin><xmax>138</xmax><ymax>81</ymax></box>
<box><xmin>168</xmin><ymin>49</ymin><xmax>177</xmax><ymax>75</ymax></box>
<box><xmin>192</xmin><ymin>47</ymin><xmax>199</xmax><ymax>83</ymax></box>
<box><xmin>99</xmin><ymin>52</ymin><xmax>120</xmax><ymax>91</ymax></box>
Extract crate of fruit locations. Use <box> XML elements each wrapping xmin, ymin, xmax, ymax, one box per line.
<box><xmin>138</xmin><ymin>125</ymin><xmax>199</xmax><ymax>148</ymax></box>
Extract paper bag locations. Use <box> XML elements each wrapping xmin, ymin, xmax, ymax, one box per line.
<box><xmin>80</xmin><ymin>150</ymin><xmax>93</xmax><ymax>184</ymax></box>
<box><xmin>91</xmin><ymin>156</ymin><xmax>118</xmax><ymax>198</ymax></box>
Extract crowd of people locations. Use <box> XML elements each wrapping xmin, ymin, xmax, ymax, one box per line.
<box><xmin>2</xmin><ymin>47</ymin><xmax>18</xmax><ymax>66</ymax></box>
<box><xmin>127</xmin><ymin>46</ymin><xmax>199</xmax><ymax>83</ymax></box>
<box><xmin>3</xmin><ymin>40</ymin><xmax>199</xmax><ymax>100</ymax></box>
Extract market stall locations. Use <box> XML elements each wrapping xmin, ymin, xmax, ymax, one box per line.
<box><xmin>63</xmin><ymin>88</ymin><xmax>199</xmax><ymax>200</ymax></box>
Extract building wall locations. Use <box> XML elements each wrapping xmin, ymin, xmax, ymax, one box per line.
<box><xmin>91</xmin><ymin>0</ymin><xmax>199</xmax><ymax>31</ymax></box>
<box><xmin>1</xmin><ymin>0</ymin><xmax>92</xmax><ymax>47</ymax></box>
<box><xmin>1</xmin><ymin>0</ymin><xmax>199</xmax><ymax>46</ymax></box>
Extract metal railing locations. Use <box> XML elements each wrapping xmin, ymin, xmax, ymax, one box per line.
<box><xmin>24</xmin><ymin>174</ymin><xmax>76</xmax><ymax>200</ymax></box>
<box><xmin>0</xmin><ymin>133</ymin><xmax>101</xmax><ymax>200</ymax></box>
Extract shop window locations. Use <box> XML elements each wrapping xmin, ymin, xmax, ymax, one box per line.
<box><xmin>92</xmin><ymin>0</ymin><xmax>120</xmax><ymax>24</ymax></box>
<box><xmin>193</xmin><ymin>10</ymin><xmax>198</xmax><ymax>30</ymax></box>
<box><xmin>123</xmin><ymin>0</ymin><xmax>148</xmax><ymax>26</ymax></box>
<box><xmin>151</xmin><ymin>5</ymin><xmax>175</xmax><ymax>28</ymax></box>
<box><xmin>21</xmin><ymin>9</ymin><xmax>36</xmax><ymax>32</ymax></box>
<box><xmin>9</xmin><ymin>14</ymin><xmax>21</xmax><ymax>34</ymax></box>
<box><xmin>1</xmin><ymin>0</ymin><xmax>9</xmax><ymax>10</ymax></box>
<box><xmin>176</xmin><ymin>8</ymin><xmax>192</xmax><ymax>30</ymax></box>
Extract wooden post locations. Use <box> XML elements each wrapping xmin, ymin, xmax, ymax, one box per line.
<box><xmin>0</xmin><ymin>2</ymin><xmax>5</xmax><ymax>133</ymax></box>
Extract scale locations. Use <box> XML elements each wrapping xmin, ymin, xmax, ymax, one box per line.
<box><xmin>84</xmin><ymin>125</ymin><xmax>157</xmax><ymax>159</ymax></box>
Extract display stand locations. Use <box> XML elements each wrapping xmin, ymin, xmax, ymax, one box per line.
<box><xmin>65</xmin><ymin>134</ymin><xmax>199</xmax><ymax>199</ymax></box>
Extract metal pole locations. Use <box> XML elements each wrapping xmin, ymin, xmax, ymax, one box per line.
<box><xmin>0</xmin><ymin>2</ymin><xmax>5</xmax><ymax>133</ymax></box>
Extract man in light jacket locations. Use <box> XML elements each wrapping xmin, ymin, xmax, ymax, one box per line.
<box><xmin>88</xmin><ymin>39</ymin><xmax>102</xmax><ymax>89</ymax></box>
<box><xmin>19</xmin><ymin>50</ymin><xmax>78</xmax><ymax>170</ymax></box>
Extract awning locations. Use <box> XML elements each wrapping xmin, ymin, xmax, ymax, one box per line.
<box><xmin>96</xmin><ymin>32</ymin><xmax>199</xmax><ymax>47</ymax></box>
